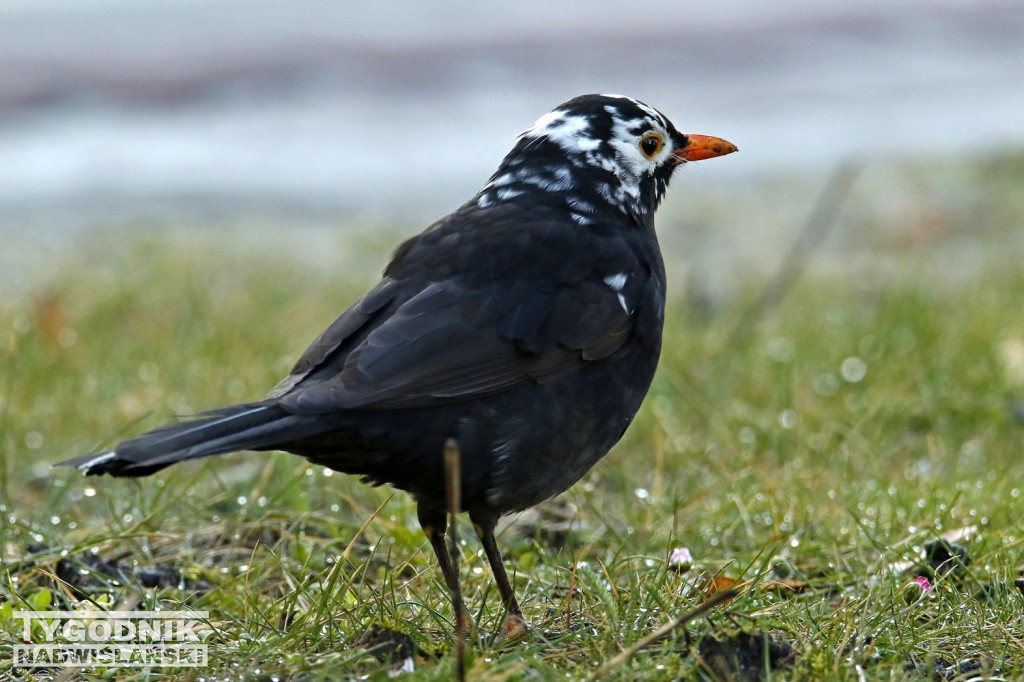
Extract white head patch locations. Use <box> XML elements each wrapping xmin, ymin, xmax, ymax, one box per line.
<box><xmin>475</xmin><ymin>95</ymin><xmax>681</xmax><ymax>223</ymax></box>
<box><xmin>523</xmin><ymin>110</ymin><xmax>602</xmax><ymax>153</ymax></box>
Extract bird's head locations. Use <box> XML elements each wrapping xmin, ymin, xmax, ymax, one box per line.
<box><xmin>476</xmin><ymin>94</ymin><xmax>737</xmax><ymax>228</ymax></box>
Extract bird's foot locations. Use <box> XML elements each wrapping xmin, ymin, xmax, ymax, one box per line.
<box><xmin>499</xmin><ymin>612</ymin><xmax>529</xmax><ymax>642</ymax></box>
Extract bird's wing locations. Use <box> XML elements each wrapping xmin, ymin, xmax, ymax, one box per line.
<box><xmin>267</xmin><ymin>278</ymin><xmax>402</xmax><ymax>398</ymax></box>
<box><xmin>278</xmin><ymin>275</ymin><xmax>637</xmax><ymax>413</ymax></box>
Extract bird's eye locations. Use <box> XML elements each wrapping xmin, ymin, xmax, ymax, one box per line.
<box><xmin>639</xmin><ymin>133</ymin><xmax>663</xmax><ymax>159</ymax></box>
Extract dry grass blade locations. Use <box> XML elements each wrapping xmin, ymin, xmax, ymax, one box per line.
<box><xmin>444</xmin><ymin>437</ymin><xmax>466</xmax><ymax>682</ymax></box>
<box><xmin>585</xmin><ymin>589</ymin><xmax>739</xmax><ymax>681</ymax></box>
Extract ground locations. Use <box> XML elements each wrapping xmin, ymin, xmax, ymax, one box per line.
<box><xmin>2</xmin><ymin>154</ymin><xmax>1024</xmax><ymax>679</ymax></box>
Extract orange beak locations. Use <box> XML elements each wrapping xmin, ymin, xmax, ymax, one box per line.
<box><xmin>673</xmin><ymin>134</ymin><xmax>738</xmax><ymax>163</ymax></box>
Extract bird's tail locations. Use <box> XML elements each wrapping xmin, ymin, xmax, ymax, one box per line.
<box><xmin>58</xmin><ymin>401</ymin><xmax>319</xmax><ymax>477</ymax></box>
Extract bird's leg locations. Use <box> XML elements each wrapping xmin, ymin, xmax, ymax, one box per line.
<box><xmin>418</xmin><ymin>507</ymin><xmax>472</xmax><ymax>636</ymax></box>
<box><xmin>471</xmin><ymin>511</ymin><xmax>527</xmax><ymax>639</ymax></box>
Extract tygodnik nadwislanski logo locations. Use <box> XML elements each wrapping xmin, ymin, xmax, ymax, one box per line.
<box><xmin>13</xmin><ymin>610</ymin><xmax>209</xmax><ymax>668</ymax></box>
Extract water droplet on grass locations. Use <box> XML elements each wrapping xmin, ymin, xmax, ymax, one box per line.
<box><xmin>779</xmin><ymin>409</ymin><xmax>798</xmax><ymax>429</ymax></box>
<box><xmin>138</xmin><ymin>362</ymin><xmax>159</xmax><ymax>382</ymax></box>
<box><xmin>841</xmin><ymin>357</ymin><xmax>867</xmax><ymax>382</ymax></box>
<box><xmin>813</xmin><ymin>372</ymin><xmax>840</xmax><ymax>396</ymax></box>
<box><xmin>766</xmin><ymin>337</ymin><xmax>795</xmax><ymax>362</ymax></box>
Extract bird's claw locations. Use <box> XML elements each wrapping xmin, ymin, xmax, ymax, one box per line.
<box><xmin>499</xmin><ymin>612</ymin><xmax>529</xmax><ymax>642</ymax></box>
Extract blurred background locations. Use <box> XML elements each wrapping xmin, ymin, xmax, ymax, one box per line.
<box><xmin>1</xmin><ymin>0</ymin><xmax>1022</xmax><ymax>292</ymax></box>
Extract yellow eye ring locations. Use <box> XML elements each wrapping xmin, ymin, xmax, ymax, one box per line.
<box><xmin>639</xmin><ymin>133</ymin><xmax>663</xmax><ymax>159</ymax></box>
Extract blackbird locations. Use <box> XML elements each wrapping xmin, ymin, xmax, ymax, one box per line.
<box><xmin>60</xmin><ymin>94</ymin><xmax>736</xmax><ymax>633</ymax></box>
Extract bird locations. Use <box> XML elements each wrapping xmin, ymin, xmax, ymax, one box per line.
<box><xmin>59</xmin><ymin>94</ymin><xmax>736</xmax><ymax>636</ymax></box>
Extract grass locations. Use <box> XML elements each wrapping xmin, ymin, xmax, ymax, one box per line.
<box><xmin>2</xmin><ymin>154</ymin><xmax>1024</xmax><ymax>679</ymax></box>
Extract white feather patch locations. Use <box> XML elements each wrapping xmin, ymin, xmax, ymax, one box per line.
<box><xmin>604</xmin><ymin>273</ymin><xmax>631</xmax><ymax>313</ymax></box>
<box><xmin>75</xmin><ymin>451</ymin><xmax>117</xmax><ymax>471</ymax></box>
<box><xmin>604</xmin><ymin>272</ymin><xmax>628</xmax><ymax>291</ymax></box>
